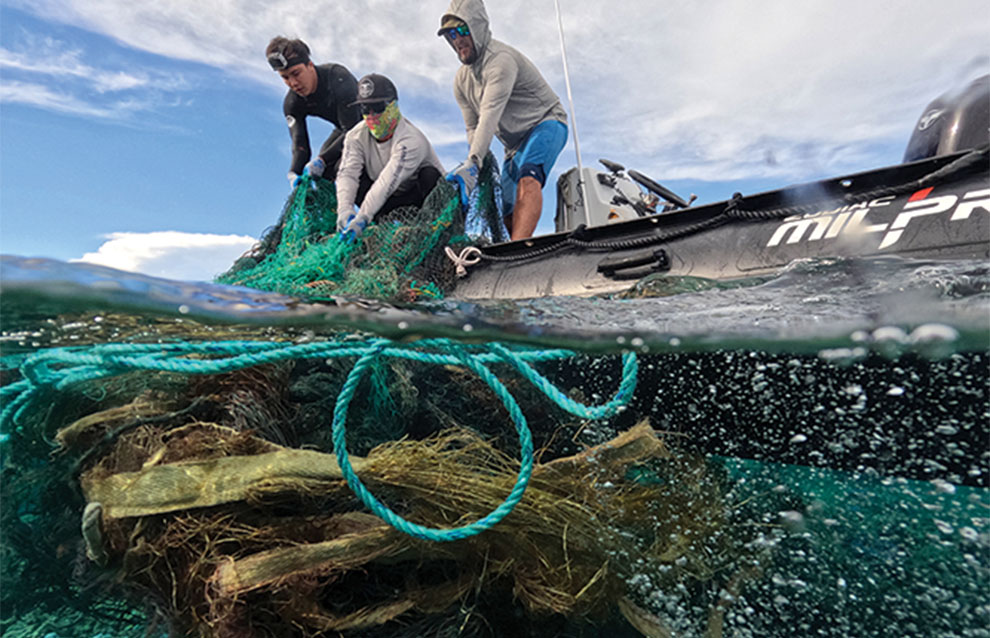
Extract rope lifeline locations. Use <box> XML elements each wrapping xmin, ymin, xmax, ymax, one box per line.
<box><xmin>1</xmin><ymin>337</ymin><xmax>638</xmax><ymax>542</ymax></box>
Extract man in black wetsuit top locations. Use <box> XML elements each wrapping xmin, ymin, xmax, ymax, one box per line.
<box><xmin>265</xmin><ymin>36</ymin><xmax>362</xmax><ymax>187</ymax></box>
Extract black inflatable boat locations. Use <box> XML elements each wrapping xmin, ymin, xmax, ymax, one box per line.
<box><xmin>450</xmin><ymin>76</ymin><xmax>990</xmax><ymax>299</ymax></box>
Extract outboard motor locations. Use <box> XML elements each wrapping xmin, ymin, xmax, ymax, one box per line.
<box><xmin>903</xmin><ymin>74</ymin><xmax>989</xmax><ymax>162</ymax></box>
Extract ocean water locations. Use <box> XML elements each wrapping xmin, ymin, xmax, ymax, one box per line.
<box><xmin>1</xmin><ymin>254</ymin><xmax>988</xmax><ymax>638</ymax></box>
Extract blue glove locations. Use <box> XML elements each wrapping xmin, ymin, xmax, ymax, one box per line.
<box><xmin>290</xmin><ymin>173</ymin><xmax>315</xmax><ymax>191</ymax></box>
<box><xmin>445</xmin><ymin>160</ymin><xmax>479</xmax><ymax>205</ymax></box>
<box><xmin>304</xmin><ymin>157</ymin><xmax>326</xmax><ymax>178</ymax></box>
<box><xmin>289</xmin><ymin>158</ymin><xmax>326</xmax><ymax>190</ymax></box>
<box><xmin>339</xmin><ymin>212</ymin><xmax>371</xmax><ymax>243</ymax></box>
<box><xmin>336</xmin><ymin>211</ymin><xmax>353</xmax><ymax>233</ymax></box>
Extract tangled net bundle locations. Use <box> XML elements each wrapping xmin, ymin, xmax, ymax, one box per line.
<box><xmin>215</xmin><ymin>154</ymin><xmax>504</xmax><ymax>303</ymax></box>
<box><xmin>2</xmin><ymin>337</ymin><xmax>788</xmax><ymax>638</ymax></box>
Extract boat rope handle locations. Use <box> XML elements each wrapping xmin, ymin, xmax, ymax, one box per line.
<box><xmin>444</xmin><ymin>245</ymin><xmax>483</xmax><ymax>277</ymax></box>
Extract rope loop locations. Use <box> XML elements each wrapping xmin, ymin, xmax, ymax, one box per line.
<box><xmin>444</xmin><ymin>245</ymin><xmax>484</xmax><ymax>277</ymax></box>
<box><xmin>332</xmin><ymin>342</ymin><xmax>536</xmax><ymax>542</ymax></box>
<box><xmin>490</xmin><ymin>344</ymin><xmax>638</xmax><ymax>420</ymax></box>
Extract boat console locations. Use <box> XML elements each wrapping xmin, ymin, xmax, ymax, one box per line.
<box><xmin>554</xmin><ymin>159</ymin><xmax>695</xmax><ymax>232</ymax></box>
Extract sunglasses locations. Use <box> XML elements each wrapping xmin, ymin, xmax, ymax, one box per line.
<box><xmin>360</xmin><ymin>101</ymin><xmax>389</xmax><ymax>116</ymax></box>
<box><xmin>442</xmin><ymin>24</ymin><xmax>471</xmax><ymax>41</ymax></box>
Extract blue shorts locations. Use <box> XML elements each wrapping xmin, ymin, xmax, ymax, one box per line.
<box><xmin>501</xmin><ymin>119</ymin><xmax>568</xmax><ymax>215</ymax></box>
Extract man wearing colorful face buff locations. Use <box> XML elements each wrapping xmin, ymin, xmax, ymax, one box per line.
<box><xmin>335</xmin><ymin>74</ymin><xmax>445</xmax><ymax>241</ymax></box>
<box><xmin>439</xmin><ymin>0</ymin><xmax>568</xmax><ymax>240</ymax></box>
<box><xmin>265</xmin><ymin>36</ymin><xmax>362</xmax><ymax>188</ymax></box>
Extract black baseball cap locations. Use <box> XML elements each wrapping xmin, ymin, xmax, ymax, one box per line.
<box><xmin>350</xmin><ymin>74</ymin><xmax>398</xmax><ymax>105</ymax></box>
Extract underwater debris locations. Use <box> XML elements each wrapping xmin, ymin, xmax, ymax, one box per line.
<box><xmin>72</xmin><ymin>419</ymin><xmax>775</xmax><ymax>637</ymax></box>
<box><xmin>0</xmin><ymin>332</ymin><xmax>799</xmax><ymax>637</ymax></box>
<box><xmin>81</xmin><ymin>502</ymin><xmax>108</xmax><ymax>567</ymax></box>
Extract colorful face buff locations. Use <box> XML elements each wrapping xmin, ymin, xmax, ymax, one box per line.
<box><xmin>364</xmin><ymin>100</ymin><xmax>401</xmax><ymax>141</ymax></box>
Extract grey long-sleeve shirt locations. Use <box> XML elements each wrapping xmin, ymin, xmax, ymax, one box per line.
<box><xmin>335</xmin><ymin>117</ymin><xmax>444</xmax><ymax>221</ymax></box>
<box><xmin>443</xmin><ymin>0</ymin><xmax>567</xmax><ymax>167</ymax></box>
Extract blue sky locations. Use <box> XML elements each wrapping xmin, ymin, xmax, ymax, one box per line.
<box><xmin>1</xmin><ymin>0</ymin><xmax>987</xmax><ymax>281</ymax></box>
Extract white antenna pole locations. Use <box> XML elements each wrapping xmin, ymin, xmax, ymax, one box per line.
<box><xmin>554</xmin><ymin>0</ymin><xmax>592</xmax><ymax>227</ymax></box>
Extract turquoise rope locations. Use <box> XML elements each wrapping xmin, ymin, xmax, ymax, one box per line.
<box><xmin>1</xmin><ymin>338</ymin><xmax>638</xmax><ymax>541</ymax></box>
<box><xmin>331</xmin><ymin>343</ymin><xmax>535</xmax><ymax>541</ymax></box>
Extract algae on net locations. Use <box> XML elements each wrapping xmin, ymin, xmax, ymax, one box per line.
<box><xmin>2</xmin><ymin>336</ymin><xmax>790</xmax><ymax>637</ymax></box>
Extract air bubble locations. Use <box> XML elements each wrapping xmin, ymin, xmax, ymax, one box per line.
<box><xmin>931</xmin><ymin>479</ymin><xmax>956</xmax><ymax>495</ymax></box>
<box><xmin>909</xmin><ymin>323</ymin><xmax>959</xmax><ymax>344</ymax></box>
<box><xmin>959</xmin><ymin>527</ymin><xmax>979</xmax><ymax>541</ymax></box>
<box><xmin>779</xmin><ymin>510</ymin><xmax>805</xmax><ymax>531</ymax></box>
<box><xmin>873</xmin><ymin>326</ymin><xmax>908</xmax><ymax>343</ymax></box>
<box><xmin>818</xmin><ymin>347</ymin><xmax>868</xmax><ymax>364</ymax></box>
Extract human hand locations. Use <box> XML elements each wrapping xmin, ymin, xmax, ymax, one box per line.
<box><xmin>288</xmin><ymin>171</ymin><xmax>301</xmax><ymax>187</ymax></box>
<box><xmin>445</xmin><ymin>160</ymin><xmax>478</xmax><ymax>205</ymax></box>
<box><xmin>304</xmin><ymin>157</ymin><xmax>326</xmax><ymax>178</ymax></box>
<box><xmin>339</xmin><ymin>213</ymin><xmax>371</xmax><ymax>243</ymax></box>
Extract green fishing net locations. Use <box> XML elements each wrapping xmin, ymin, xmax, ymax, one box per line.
<box><xmin>216</xmin><ymin>155</ymin><xmax>503</xmax><ymax>302</ymax></box>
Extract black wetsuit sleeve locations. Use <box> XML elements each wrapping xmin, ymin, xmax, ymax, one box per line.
<box><xmin>333</xmin><ymin>65</ymin><xmax>362</xmax><ymax>130</ymax></box>
<box><xmin>284</xmin><ymin>93</ymin><xmax>311</xmax><ymax>175</ymax></box>
<box><xmin>315</xmin><ymin>65</ymin><xmax>362</xmax><ymax>173</ymax></box>
<box><xmin>317</xmin><ymin>128</ymin><xmax>347</xmax><ymax>173</ymax></box>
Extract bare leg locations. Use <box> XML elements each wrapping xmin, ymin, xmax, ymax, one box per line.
<box><xmin>507</xmin><ymin>176</ymin><xmax>543</xmax><ymax>240</ymax></box>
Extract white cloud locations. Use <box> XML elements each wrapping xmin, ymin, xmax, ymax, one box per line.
<box><xmin>1</xmin><ymin>43</ymin><xmax>148</xmax><ymax>92</ymax></box>
<box><xmin>74</xmin><ymin>231</ymin><xmax>257</xmax><ymax>281</ymax></box>
<box><xmin>410</xmin><ymin>116</ymin><xmax>469</xmax><ymax>150</ymax></box>
<box><xmin>7</xmin><ymin>0</ymin><xmax>990</xmax><ymax>184</ymax></box>
<box><xmin>0</xmin><ymin>35</ymin><xmax>190</xmax><ymax>122</ymax></box>
<box><xmin>0</xmin><ymin>80</ymin><xmax>123</xmax><ymax>118</ymax></box>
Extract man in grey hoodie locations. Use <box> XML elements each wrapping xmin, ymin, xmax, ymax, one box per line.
<box><xmin>439</xmin><ymin>0</ymin><xmax>568</xmax><ymax>240</ymax></box>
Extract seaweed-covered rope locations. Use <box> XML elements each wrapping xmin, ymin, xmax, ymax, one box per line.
<box><xmin>1</xmin><ymin>338</ymin><xmax>638</xmax><ymax>542</ymax></box>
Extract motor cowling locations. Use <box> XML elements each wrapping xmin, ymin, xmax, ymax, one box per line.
<box><xmin>904</xmin><ymin>74</ymin><xmax>989</xmax><ymax>162</ymax></box>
